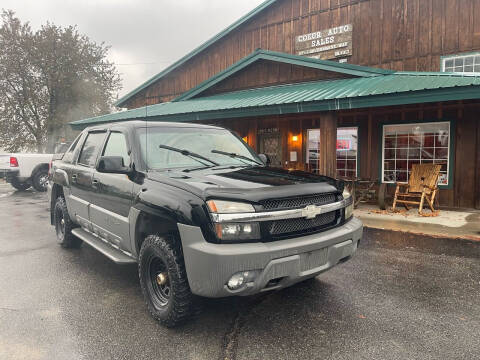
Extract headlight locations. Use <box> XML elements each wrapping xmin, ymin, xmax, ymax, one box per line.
<box><xmin>207</xmin><ymin>200</ymin><xmax>259</xmax><ymax>242</ymax></box>
<box><xmin>214</xmin><ymin>223</ymin><xmax>261</xmax><ymax>242</ymax></box>
<box><xmin>343</xmin><ymin>189</ymin><xmax>354</xmax><ymax>219</ymax></box>
<box><xmin>207</xmin><ymin>200</ymin><xmax>255</xmax><ymax>213</ymax></box>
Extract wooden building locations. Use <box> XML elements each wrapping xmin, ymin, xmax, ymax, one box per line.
<box><xmin>72</xmin><ymin>0</ymin><xmax>480</xmax><ymax>209</ymax></box>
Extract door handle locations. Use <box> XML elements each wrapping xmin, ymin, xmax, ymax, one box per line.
<box><xmin>71</xmin><ymin>174</ymin><xmax>78</xmax><ymax>183</ymax></box>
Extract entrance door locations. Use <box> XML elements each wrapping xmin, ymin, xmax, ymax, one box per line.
<box><xmin>258</xmin><ymin>133</ymin><xmax>282</xmax><ymax>167</ymax></box>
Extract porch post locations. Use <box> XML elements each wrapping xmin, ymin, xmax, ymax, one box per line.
<box><xmin>318</xmin><ymin>112</ymin><xmax>337</xmax><ymax>178</ymax></box>
<box><xmin>476</xmin><ymin>113</ymin><xmax>480</xmax><ymax>209</ymax></box>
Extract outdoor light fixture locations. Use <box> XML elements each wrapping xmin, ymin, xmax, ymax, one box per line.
<box><xmin>292</xmin><ymin>135</ymin><xmax>299</xmax><ymax>142</ymax></box>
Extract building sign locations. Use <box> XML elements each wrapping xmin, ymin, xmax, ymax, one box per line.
<box><xmin>295</xmin><ymin>24</ymin><xmax>353</xmax><ymax>60</ymax></box>
<box><xmin>258</xmin><ymin>127</ymin><xmax>279</xmax><ymax>134</ymax></box>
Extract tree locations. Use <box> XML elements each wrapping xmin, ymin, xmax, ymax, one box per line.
<box><xmin>0</xmin><ymin>10</ymin><xmax>122</xmax><ymax>152</ymax></box>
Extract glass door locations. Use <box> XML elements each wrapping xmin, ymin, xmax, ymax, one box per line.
<box><xmin>258</xmin><ymin>133</ymin><xmax>282</xmax><ymax>167</ymax></box>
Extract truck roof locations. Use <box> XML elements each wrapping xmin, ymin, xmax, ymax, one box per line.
<box><xmin>84</xmin><ymin>120</ymin><xmax>224</xmax><ymax>132</ymax></box>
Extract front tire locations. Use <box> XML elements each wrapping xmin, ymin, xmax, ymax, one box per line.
<box><xmin>54</xmin><ymin>196</ymin><xmax>82</xmax><ymax>248</ymax></box>
<box><xmin>139</xmin><ymin>235</ymin><xmax>197</xmax><ymax>327</ymax></box>
<box><xmin>32</xmin><ymin>169</ymin><xmax>49</xmax><ymax>192</ymax></box>
<box><xmin>10</xmin><ymin>177</ymin><xmax>31</xmax><ymax>191</ymax></box>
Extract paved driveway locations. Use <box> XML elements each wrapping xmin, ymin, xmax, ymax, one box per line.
<box><xmin>1</xmin><ymin>184</ymin><xmax>479</xmax><ymax>360</ymax></box>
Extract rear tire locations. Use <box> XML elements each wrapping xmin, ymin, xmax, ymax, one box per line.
<box><xmin>32</xmin><ymin>169</ymin><xmax>49</xmax><ymax>192</ymax></box>
<box><xmin>54</xmin><ymin>196</ymin><xmax>82</xmax><ymax>248</ymax></box>
<box><xmin>10</xmin><ymin>177</ymin><xmax>31</xmax><ymax>191</ymax></box>
<box><xmin>139</xmin><ymin>235</ymin><xmax>197</xmax><ymax>327</ymax></box>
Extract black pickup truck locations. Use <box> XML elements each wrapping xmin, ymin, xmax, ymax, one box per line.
<box><xmin>49</xmin><ymin>121</ymin><xmax>362</xmax><ymax>327</ymax></box>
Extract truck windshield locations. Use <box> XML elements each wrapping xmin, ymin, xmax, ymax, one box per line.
<box><xmin>138</xmin><ymin>127</ymin><xmax>262</xmax><ymax>170</ymax></box>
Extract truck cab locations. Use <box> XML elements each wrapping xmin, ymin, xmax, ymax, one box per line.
<box><xmin>49</xmin><ymin>121</ymin><xmax>362</xmax><ymax>327</ymax></box>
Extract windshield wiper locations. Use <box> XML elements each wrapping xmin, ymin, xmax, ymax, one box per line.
<box><xmin>211</xmin><ymin>150</ymin><xmax>263</xmax><ymax>165</ymax></box>
<box><xmin>159</xmin><ymin>145</ymin><xmax>219</xmax><ymax>166</ymax></box>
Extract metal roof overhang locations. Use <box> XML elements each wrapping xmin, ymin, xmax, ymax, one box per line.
<box><xmin>70</xmin><ymin>79</ymin><xmax>480</xmax><ymax>130</ymax></box>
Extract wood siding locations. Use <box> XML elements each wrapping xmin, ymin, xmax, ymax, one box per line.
<box><xmin>200</xmin><ymin>60</ymin><xmax>354</xmax><ymax>97</ymax></box>
<box><xmin>125</xmin><ymin>0</ymin><xmax>480</xmax><ymax>109</ymax></box>
<box><xmin>336</xmin><ymin>102</ymin><xmax>480</xmax><ymax>209</ymax></box>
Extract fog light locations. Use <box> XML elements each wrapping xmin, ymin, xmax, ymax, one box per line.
<box><xmin>227</xmin><ymin>271</ymin><xmax>257</xmax><ymax>290</ymax></box>
<box><xmin>227</xmin><ymin>273</ymin><xmax>245</xmax><ymax>290</ymax></box>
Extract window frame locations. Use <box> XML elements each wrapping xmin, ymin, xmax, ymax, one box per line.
<box><xmin>76</xmin><ymin>131</ymin><xmax>108</xmax><ymax>168</ymax></box>
<box><xmin>305</xmin><ymin>128</ymin><xmax>320</xmax><ymax>166</ymax></box>
<box><xmin>304</xmin><ymin>126</ymin><xmax>360</xmax><ymax>178</ymax></box>
<box><xmin>101</xmin><ymin>131</ymin><xmax>131</xmax><ymax>168</ymax></box>
<box><xmin>336</xmin><ymin>126</ymin><xmax>359</xmax><ymax>179</ymax></box>
<box><xmin>66</xmin><ymin>134</ymin><xmax>82</xmax><ymax>154</ymax></box>
<box><xmin>380</xmin><ymin>120</ymin><xmax>454</xmax><ymax>189</ymax></box>
<box><xmin>441</xmin><ymin>52</ymin><xmax>480</xmax><ymax>74</ymax></box>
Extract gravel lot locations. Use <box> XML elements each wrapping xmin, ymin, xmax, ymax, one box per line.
<box><xmin>1</xmin><ymin>183</ymin><xmax>479</xmax><ymax>360</ymax></box>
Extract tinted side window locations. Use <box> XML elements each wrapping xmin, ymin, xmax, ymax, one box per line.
<box><xmin>62</xmin><ymin>134</ymin><xmax>83</xmax><ymax>163</ymax></box>
<box><xmin>78</xmin><ymin>132</ymin><xmax>106</xmax><ymax>167</ymax></box>
<box><xmin>103</xmin><ymin>132</ymin><xmax>130</xmax><ymax>166</ymax></box>
<box><xmin>67</xmin><ymin>134</ymin><xmax>82</xmax><ymax>153</ymax></box>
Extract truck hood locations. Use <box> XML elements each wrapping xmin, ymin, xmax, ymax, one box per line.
<box><xmin>147</xmin><ymin>166</ymin><xmax>343</xmax><ymax>203</ymax></box>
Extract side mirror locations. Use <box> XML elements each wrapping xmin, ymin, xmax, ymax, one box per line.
<box><xmin>258</xmin><ymin>154</ymin><xmax>271</xmax><ymax>166</ymax></box>
<box><xmin>97</xmin><ymin>156</ymin><xmax>131</xmax><ymax>174</ymax></box>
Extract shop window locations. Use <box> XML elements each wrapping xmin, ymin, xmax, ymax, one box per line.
<box><xmin>336</xmin><ymin>127</ymin><xmax>358</xmax><ymax>179</ymax></box>
<box><xmin>306</xmin><ymin>127</ymin><xmax>358</xmax><ymax>178</ymax></box>
<box><xmin>382</xmin><ymin>122</ymin><xmax>450</xmax><ymax>186</ymax></box>
<box><xmin>442</xmin><ymin>53</ymin><xmax>480</xmax><ymax>74</ymax></box>
<box><xmin>306</xmin><ymin>129</ymin><xmax>320</xmax><ymax>173</ymax></box>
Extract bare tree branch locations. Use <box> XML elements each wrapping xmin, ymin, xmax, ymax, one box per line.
<box><xmin>0</xmin><ymin>10</ymin><xmax>122</xmax><ymax>152</ymax></box>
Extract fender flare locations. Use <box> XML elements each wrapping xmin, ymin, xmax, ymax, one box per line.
<box><xmin>31</xmin><ymin>163</ymin><xmax>49</xmax><ymax>179</ymax></box>
<box><xmin>131</xmin><ymin>202</ymin><xmax>182</xmax><ymax>257</ymax></box>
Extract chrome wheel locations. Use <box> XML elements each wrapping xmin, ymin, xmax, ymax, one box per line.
<box><xmin>38</xmin><ymin>174</ymin><xmax>48</xmax><ymax>190</ymax></box>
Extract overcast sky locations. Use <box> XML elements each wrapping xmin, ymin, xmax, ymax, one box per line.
<box><xmin>2</xmin><ymin>0</ymin><xmax>265</xmax><ymax>97</ymax></box>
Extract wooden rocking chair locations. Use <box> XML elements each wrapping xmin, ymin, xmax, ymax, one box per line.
<box><xmin>392</xmin><ymin>164</ymin><xmax>442</xmax><ymax>214</ymax></box>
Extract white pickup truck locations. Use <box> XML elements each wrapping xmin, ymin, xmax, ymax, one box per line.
<box><xmin>0</xmin><ymin>153</ymin><xmax>53</xmax><ymax>192</ymax></box>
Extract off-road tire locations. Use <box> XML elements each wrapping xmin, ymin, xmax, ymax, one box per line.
<box><xmin>32</xmin><ymin>169</ymin><xmax>49</xmax><ymax>192</ymax></box>
<box><xmin>10</xmin><ymin>177</ymin><xmax>31</xmax><ymax>191</ymax></box>
<box><xmin>54</xmin><ymin>196</ymin><xmax>82</xmax><ymax>248</ymax></box>
<box><xmin>139</xmin><ymin>235</ymin><xmax>197</xmax><ymax>327</ymax></box>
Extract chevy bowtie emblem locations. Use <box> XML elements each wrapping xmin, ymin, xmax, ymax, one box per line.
<box><xmin>302</xmin><ymin>204</ymin><xmax>322</xmax><ymax>219</ymax></box>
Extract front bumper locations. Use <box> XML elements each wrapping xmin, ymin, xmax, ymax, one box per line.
<box><xmin>178</xmin><ymin>217</ymin><xmax>363</xmax><ymax>298</ymax></box>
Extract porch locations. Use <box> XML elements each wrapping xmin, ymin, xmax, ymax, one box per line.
<box><xmin>355</xmin><ymin>203</ymin><xmax>480</xmax><ymax>242</ymax></box>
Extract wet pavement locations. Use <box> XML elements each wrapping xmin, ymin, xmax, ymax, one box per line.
<box><xmin>1</xmin><ymin>183</ymin><xmax>480</xmax><ymax>360</ymax></box>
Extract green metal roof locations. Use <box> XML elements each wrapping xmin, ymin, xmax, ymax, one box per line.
<box><xmin>114</xmin><ymin>0</ymin><xmax>278</xmax><ymax>108</ymax></box>
<box><xmin>174</xmin><ymin>49</ymin><xmax>393</xmax><ymax>101</ymax></box>
<box><xmin>71</xmin><ymin>72</ymin><xmax>480</xmax><ymax>129</ymax></box>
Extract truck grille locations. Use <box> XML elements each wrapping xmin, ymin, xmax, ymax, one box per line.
<box><xmin>261</xmin><ymin>193</ymin><xmax>336</xmax><ymax>210</ymax></box>
<box><xmin>267</xmin><ymin>211</ymin><xmax>337</xmax><ymax>236</ymax></box>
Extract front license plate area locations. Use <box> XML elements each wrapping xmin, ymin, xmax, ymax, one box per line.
<box><xmin>299</xmin><ymin>248</ymin><xmax>328</xmax><ymax>272</ymax></box>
